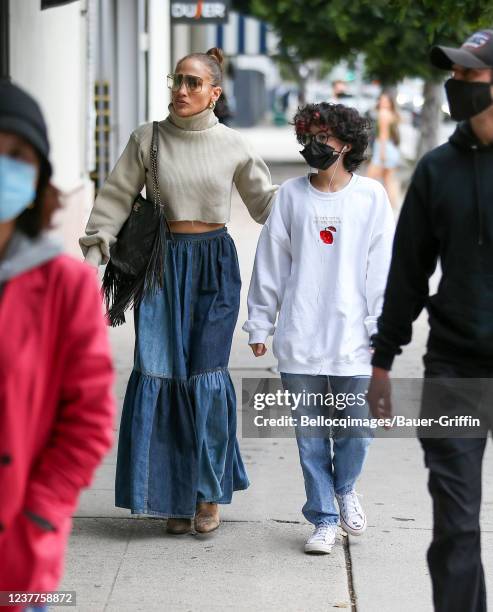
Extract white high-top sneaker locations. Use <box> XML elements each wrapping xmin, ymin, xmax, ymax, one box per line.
<box><xmin>304</xmin><ymin>524</ymin><xmax>338</xmax><ymax>554</ymax></box>
<box><xmin>336</xmin><ymin>490</ymin><xmax>367</xmax><ymax>536</ymax></box>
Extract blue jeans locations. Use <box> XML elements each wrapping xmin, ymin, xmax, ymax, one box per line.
<box><xmin>280</xmin><ymin>373</ymin><xmax>373</xmax><ymax>526</ymax></box>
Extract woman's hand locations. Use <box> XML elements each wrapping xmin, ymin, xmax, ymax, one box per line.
<box><xmin>250</xmin><ymin>343</ymin><xmax>267</xmax><ymax>357</ymax></box>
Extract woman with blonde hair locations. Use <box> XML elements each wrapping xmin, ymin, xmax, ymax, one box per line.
<box><xmin>80</xmin><ymin>48</ymin><xmax>278</xmax><ymax>535</ymax></box>
<box><xmin>366</xmin><ymin>91</ymin><xmax>401</xmax><ymax>209</ymax></box>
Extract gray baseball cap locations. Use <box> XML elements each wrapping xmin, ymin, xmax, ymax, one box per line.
<box><xmin>431</xmin><ymin>30</ymin><xmax>493</xmax><ymax>70</ymax></box>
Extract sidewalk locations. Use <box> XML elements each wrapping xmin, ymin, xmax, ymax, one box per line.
<box><xmin>60</xmin><ymin>162</ymin><xmax>493</xmax><ymax>611</ymax></box>
<box><xmin>234</xmin><ymin>118</ymin><xmax>455</xmax><ymax>165</ymax></box>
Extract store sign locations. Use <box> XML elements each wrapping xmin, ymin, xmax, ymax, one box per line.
<box><xmin>171</xmin><ymin>1</ymin><xmax>230</xmax><ymax>24</ymax></box>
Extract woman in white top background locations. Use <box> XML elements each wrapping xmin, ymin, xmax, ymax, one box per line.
<box><xmin>80</xmin><ymin>48</ymin><xmax>278</xmax><ymax>536</ymax></box>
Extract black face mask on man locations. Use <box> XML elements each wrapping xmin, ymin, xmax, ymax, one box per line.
<box><xmin>300</xmin><ymin>140</ymin><xmax>346</xmax><ymax>170</ymax></box>
<box><xmin>445</xmin><ymin>78</ymin><xmax>493</xmax><ymax>121</ymax></box>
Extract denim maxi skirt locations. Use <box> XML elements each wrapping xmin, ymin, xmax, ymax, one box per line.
<box><xmin>115</xmin><ymin>226</ymin><xmax>250</xmax><ymax>518</ymax></box>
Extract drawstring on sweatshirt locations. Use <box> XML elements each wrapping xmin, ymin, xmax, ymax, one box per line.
<box><xmin>472</xmin><ymin>147</ymin><xmax>484</xmax><ymax>246</ymax></box>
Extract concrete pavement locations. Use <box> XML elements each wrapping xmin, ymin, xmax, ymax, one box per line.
<box><xmin>59</xmin><ymin>162</ymin><xmax>493</xmax><ymax>611</ymax></box>
<box><xmin>235</xmin><ymin>119</ymin><xmax>455</xmax><ymax>164</ymax></box>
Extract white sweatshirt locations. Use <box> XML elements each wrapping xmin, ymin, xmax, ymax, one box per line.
<box><xmin>242</xmin><ymin>173</ymin><xmax>395</xmax><ymax>376</ymax></box>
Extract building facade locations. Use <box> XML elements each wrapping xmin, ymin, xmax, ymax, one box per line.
<box><xmin>1</xmin><ymin>0</ymin><xmax>171</xmax><ymax>255</ymax></box>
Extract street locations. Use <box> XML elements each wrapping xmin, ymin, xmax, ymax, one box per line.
<box><xmin>4</xmin><ymin>3</ymin><xmax>493</xmax><ymax>611</ymax></box>
<box><xmin>61</xmin><ymin>162</ymin><xmax>493</xmax><ymax>611</ymax></box>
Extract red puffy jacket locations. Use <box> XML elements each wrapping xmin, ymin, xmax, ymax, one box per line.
<box><xmin>0</xmin><ymin>255</ymin><xmax>115</xmax><ymax>609</ymax></box>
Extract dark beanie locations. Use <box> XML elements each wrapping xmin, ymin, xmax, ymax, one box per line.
<box><xmin>0</xmin><ymin>80</ymin><xmax>51</xmax><ymax>170</ymax></box>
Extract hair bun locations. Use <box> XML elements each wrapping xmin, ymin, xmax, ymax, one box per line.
<box><xmin>206</xmin><ymin>47</ymin><xmax>224</xmax><ymax>66</ymax></box>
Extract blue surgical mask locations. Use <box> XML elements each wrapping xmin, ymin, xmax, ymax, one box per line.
<box><xmin>0</xmin><ymin>155</ymin><xmax>37</xmax><ymax>222</ymax></box>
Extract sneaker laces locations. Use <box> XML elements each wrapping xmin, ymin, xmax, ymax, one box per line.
<box><xmin>339</xmin><ymin>491</ymin><xmax>364</xmax><ymax>523</ymax></box>
<box><xmin>310</xmin><ymin>524</ymin><xmax>336</xmax><ymax>543</ymax></box>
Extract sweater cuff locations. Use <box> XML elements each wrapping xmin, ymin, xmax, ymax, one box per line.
<box><xmin>365</xmin><ymin>319</ymin><xmax>378</xmax><ymax>340</ymax></box>
<box><xmin>371</xmin><ymin>350</ymin><xmax>395</xmax><ymax>371</ymax></box>
<box><xmin>248</xmin><ymin>329</ymin><xmax>270</xmax><ymax>345</ymax></box>
<box><xmin>84</xmin><ymin>245</ymin><xmax>103</xmax><ymax>268</ymax></box>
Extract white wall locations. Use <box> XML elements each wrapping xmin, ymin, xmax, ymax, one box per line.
<box><xmin>149</xmin><ymin>0</ymin><xmax>172</xmax><ymax>121</ymax></box>
<box><xmin>10</xmin><ymin>0</ymin><xmax>86</xmax><ymax>191</ymax></box>
<box><xmin>9</xmin><ymin>0</ymin><xmax>173</xmax><ymax>256</ymax></box>
<box><xmin>9</xmin><ymin>0</ymin><xmax>92</xmax><ymax>256</ymax></box>
<box><xmin>172</xmin><ymin>24</ymin><xmax>190</xmax><ymax>69</ymax></box>
<box><xmin>114</xmin><ymin>0</ymin><xmax>138</xmax><ymax>155</ymax></box>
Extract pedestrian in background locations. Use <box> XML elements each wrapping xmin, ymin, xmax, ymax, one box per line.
<box><xmin>80</xmin><ymin>48</ymin><xmax>278</xmax><ymax>536</ymax></box>
<box><xmin>329</xmin><ymin>79</ymin><xmax>350</xmax><ymax>103</ymax></box>
<box><xmin>0</xmin><ymin>81</ymin><xmax>115</xmax><ymax>612</ymax></box>
<box><xmin>368</xmin><ymin>29</ymin><xmax>493</xmax><ymax>612</ymax></box>
<box><xmin>366</xmin><ymin>91</ymin><xmax>401</xmax><ymax>209</ymax></box>
<box><xmin>244</xmin><ymin>102</ymin><xmax>394</xmax><ymax>554</ymax></box>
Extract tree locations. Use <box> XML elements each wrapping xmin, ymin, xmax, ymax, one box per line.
<box><xmin>362</xmin><ymin>1</ymin><xmax>493</xmax><ymax>156</ymax></box>
<box><xmin>233</xmin><ymin>0</ymin><xmax>493</xmax><ymax>156</ymax></box>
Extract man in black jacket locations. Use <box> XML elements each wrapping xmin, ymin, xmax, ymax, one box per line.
<box><xmin>368</xmin><ymin>30</ymin><xmax>493</xmax><ymax>612</ymax></box>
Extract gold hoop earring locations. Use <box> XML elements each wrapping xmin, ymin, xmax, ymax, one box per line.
<box><xmin>209</xmin><ymin>100</ymin><xmax>216</xmax><ymax>110</ymax></box>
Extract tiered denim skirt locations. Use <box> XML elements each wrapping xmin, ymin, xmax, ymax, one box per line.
<box><xmin>115</xmin><ymin>226</ymin><xmax>250</xmax><ymax>518</ymax></box>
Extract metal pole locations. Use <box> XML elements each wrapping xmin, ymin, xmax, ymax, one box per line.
<box><xmin>0</xmin><ymin>0</ymin><xmax>9</xmax><ymax>80</ymax></box>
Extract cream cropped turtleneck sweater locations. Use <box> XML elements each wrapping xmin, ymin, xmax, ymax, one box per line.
<box><xmin>79</xmin><ymin>104</ymin><xmax>278</xmax><ymax>266</ymax></box>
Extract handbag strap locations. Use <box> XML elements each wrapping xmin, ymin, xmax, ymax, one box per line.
<box><xmin>150</xmin><ymin>121</ymin><xmax>162</xmax><ymax>210</ymax></box>
<box><xmin>150</xmin><ymin>121</ymin><xmax>174</xmax><ymax>238</ymax></box>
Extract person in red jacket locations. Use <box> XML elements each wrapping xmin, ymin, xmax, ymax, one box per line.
<box><xmin>0</xmin><ymin>80</ymin><xmax>115</xmax><ymax>612</ymax></box>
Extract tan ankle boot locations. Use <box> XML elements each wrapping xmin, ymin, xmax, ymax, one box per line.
<box><xmin>166</xmin><ymin>518</ymin><xmax>192</xmax><ymax>535</ymax></box>
<box><xmin>194</xmin><ymin>502</ymin><xmax>220</xmax><ymax>533</ymax></box>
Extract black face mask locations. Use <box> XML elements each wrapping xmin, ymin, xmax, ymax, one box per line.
<box><xmin>445</xmin><ymin>78</ymin><xmax>493</xmax><ymax>121</ymax></box>
<box><xmin>300</xmin><ymin>140</ymin><xmax>343</xmax><ymax>170</ymax></box>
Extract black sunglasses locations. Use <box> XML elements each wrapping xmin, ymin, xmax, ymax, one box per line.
<box><xmin>299</xmin><ymin>131</ymin><xmax>334</xmax><ymax>146</ymax></box>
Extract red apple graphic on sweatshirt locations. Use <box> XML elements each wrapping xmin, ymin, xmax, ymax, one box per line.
<box><xmin>320</xmin><ymin>226</ymin><xmax>336</xmax><ymax>244</ymax></box>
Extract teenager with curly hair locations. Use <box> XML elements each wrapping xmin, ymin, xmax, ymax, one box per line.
<box><xmin>243</xmin><ymin>102</ymin><xmax>395</xmax><ymax>554</ymax></box>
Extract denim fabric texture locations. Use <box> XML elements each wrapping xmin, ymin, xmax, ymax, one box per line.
<box><xmin>280</xmin><ymin>373</ymin><xmax>373</xmax><ymax>526</ymax></box>
<box><xmin>115</xmin><ymin>227</ymin><xmax>250</xmax><ymax>518</ymax></box>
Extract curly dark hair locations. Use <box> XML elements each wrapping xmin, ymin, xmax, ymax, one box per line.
<box><xmin>293</xmin><ymin>102</ymin><xmax>371</xmax><ymax>172</ymax></box>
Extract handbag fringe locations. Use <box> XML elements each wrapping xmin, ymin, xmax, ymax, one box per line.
<box><xmin>101</xmin><ymin>262</ymin><xmax>146</xmax><ymax>327</ymax></box>
<box><xmin>102</xmin><ymin>211</ymin><xmax>172</xmax><ymax>327</ymax></box>
<box><xmin>144</xmin><ymin>211</ymin><xmax>169</xmax><ymax>294</ymax></box>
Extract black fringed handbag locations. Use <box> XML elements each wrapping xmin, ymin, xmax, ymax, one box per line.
<box><xmin>102</xmin><ymin>121</ymin><xmax>174</xmax><ymax>326</ymax></box>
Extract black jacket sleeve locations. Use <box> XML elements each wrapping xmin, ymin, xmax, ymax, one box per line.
<box><xmin>371</xmin><ymin>158</ymin><xmax>440</xmax><ymax>370</ymax></box>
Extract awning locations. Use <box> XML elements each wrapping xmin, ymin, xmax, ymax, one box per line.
<box><xmin>41</xmin><ymin>0</ymin><xmax>79</xmax><ymax>9</ymax></box>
